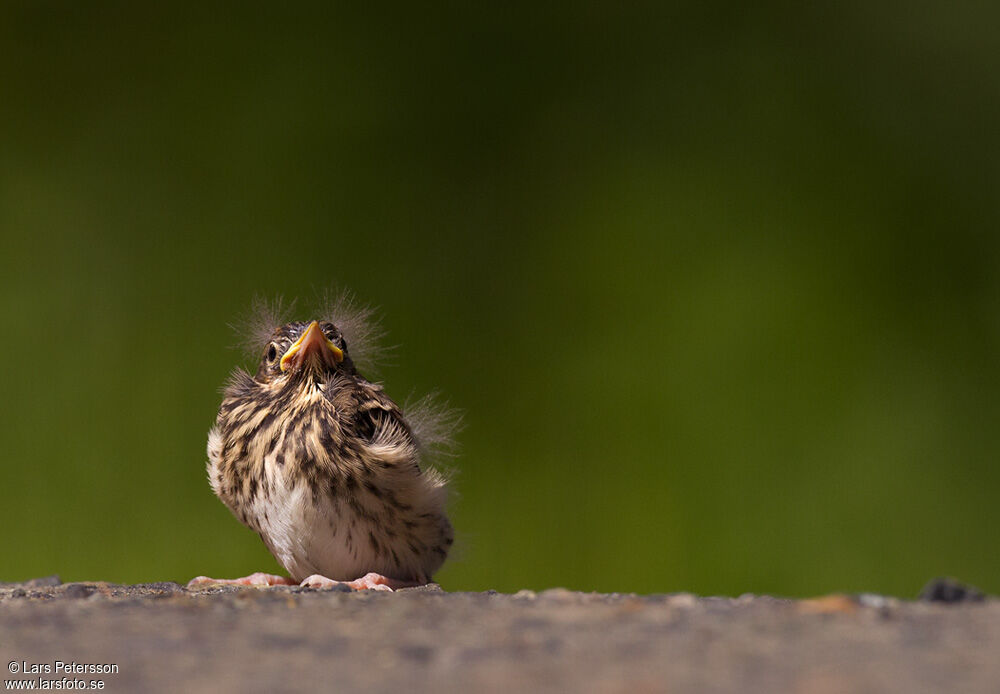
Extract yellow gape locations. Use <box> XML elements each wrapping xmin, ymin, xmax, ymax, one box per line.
<box><xmin>279</xmin><ymin>321</ymin><xmax>344</xmax><ymax>371</ymax></box>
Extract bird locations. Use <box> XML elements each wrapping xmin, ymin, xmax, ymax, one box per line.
<box><xmin>188</xmin><ymin>295</ymin><xmax>455</xmax><ymax>591</ymax></box>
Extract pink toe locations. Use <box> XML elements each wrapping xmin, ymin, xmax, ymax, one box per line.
<box><xmin>187</xmin><ymin>572</ymin><xmax>294</xmax><ymax>588</ymax></box>
<box><xmin>298</xmin><ymin>572</ymin><xmax>423</xmax><ymax>592</ymax></box>
<box><xmin>300</xmin><ymin>574</ymin><xmax>340</xmax><ymax>589</ymax></box>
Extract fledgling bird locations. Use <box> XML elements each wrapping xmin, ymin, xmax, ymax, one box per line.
<box><xmin>188</xmin><ymin>296</ymin><xmax>455</xmax><ymax>591</ymax></box>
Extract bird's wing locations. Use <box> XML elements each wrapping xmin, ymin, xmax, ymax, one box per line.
<box><xmin>329</xmin><ymin>378</ymin><xmax>412</xmax><ymax>444</ymax></box>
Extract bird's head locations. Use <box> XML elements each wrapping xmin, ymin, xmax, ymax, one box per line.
<box><xmin>255</xmin><ymin>320</ymin><xmax>355</xmax><ymax>383</ymax></box>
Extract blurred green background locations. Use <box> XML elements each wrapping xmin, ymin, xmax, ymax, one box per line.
<box><xmin>2</xmin><ymin>3</ymin><xmax>999</xmax><ymax>597</ymax></box>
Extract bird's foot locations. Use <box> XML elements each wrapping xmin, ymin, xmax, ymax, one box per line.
<box><xmin>299</xmin><ymin>572</ymin><xmax>421</xmax><ymax>592</ymax></box>
<box><xmin>186</xmin><ymin>572</ymin><xmax>296</xmax><ymax>589</ymax></box>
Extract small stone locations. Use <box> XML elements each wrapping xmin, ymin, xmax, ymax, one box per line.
<box><xmin>919</xmin><ymin>577</ymin><xmax>985</xmax><ymax>604</ymax></box>
<box><xmin>63</xmin><ymin>583</ymin><xmax>96</xmax><ymax>599</ymax></box>
<box><xmin>857</xmin><ymin>593</ymin><xmax>897</xmax><ymax>610</ymax></box>
<box><xmin>667</xmin><ymin>593</ymin><xmax>698</xmax><ymax>608</ymax></box>
<box><xmin>21</xmin><ymin>575</ymin><xmax>61</xmax><ymax>588</ymax></box>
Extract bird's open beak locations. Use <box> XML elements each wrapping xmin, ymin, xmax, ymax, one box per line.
<box><xmin>280</xmin><ymin>321</ymin><xmax>344</xmax><ymax>372</ymax></box>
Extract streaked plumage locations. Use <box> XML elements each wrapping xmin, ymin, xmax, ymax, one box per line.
<box><xmin>195</xmin><ymin>296</ymin><xmax>454</xmax><ymax>590</ymax></box>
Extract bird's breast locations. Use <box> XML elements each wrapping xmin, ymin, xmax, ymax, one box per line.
<box><xmin>208</xmin><ymin>388</ymin><xmax>452</xmax><ymax>583</ymax></box>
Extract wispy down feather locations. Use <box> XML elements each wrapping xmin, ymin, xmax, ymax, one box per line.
<box><xmin>313</xmin><ymin>288</ymin><xmax>392</xmax><ymax>375</ymax></box>
<box><xmin>230</xmin><ymin>295</ymin><xmax>297</xmax><ymax>358</ymax></box>
<box><xmin>405</xmin><ymin>392</ymin><xmax>463</xmax><ymax>463</ymax></box>
<box><xmin>230</xmin><ymin>290</ymin><xmax>392</xmax><ymax>375</ymax></box>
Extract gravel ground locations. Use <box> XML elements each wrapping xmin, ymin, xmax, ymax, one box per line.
<box><xmin>0</xmin><ymin>577</ymin><xmax>995</xmax><ymax>693</ymax></box>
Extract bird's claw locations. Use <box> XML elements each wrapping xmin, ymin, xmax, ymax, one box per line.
<box><xmin>186</xmin><ymin>572</ymin><xmax>296</xmax><ymax>589</ymax></box>
<box><xmin>300</xmin><ymin>572</ymin><xmax>418</xmax><ymax>592</ymax></box>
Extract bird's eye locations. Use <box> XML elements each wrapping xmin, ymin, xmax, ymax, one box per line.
<box><xmin>323</xmin><ymin>326</ymin><xmax>345</xmax><ymax>350</ymax></box>
<box><xmin>266</xmin><ymin>344</ymin><xmax>278</xmax><ymax>363</ymax></box>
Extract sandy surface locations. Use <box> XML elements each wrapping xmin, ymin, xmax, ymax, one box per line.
<box><xmin>0</xmin><ymin>577</ymin><xmax>995</xmax><ymax>693</ymax></box>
